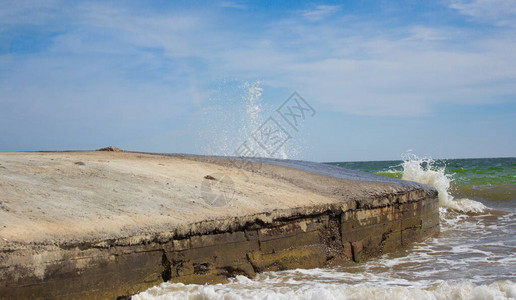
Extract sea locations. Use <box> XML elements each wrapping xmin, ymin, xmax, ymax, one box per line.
<box><xmin>133</xmin><ymin>155</ymin><xmax>516</xmax><ymax>299</ymax></box>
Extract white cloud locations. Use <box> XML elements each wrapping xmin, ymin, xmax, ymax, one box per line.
<box><xmin>2</xmin><ymin>1</ymin><xmax>516</xmax><ymax>120</ymax></box>
<box><xmin>301</xmin><ymin>5</ymin><xmax>340</xmax><ymax>21</ymax></box>
<box><xmin>218</xmin><ymin>1</ymin><xmax>247</xmax><ymax>9</ymax></box>
<box><xmin>450</xmin><ymin>0</ymin><xmax>516</xmax><ymax>27</ymax></box>
<box><xmin>406</xmin><ymin>26</ymin><xmax>449</xmax><ymax>41</ymax></box>
<box><xmin>205</xmin><ymin>16</ymin><xmax>516</xmax><ymax>115</ymax></box>
<box><xmin>2</xmin><ymin>1</ymin><xmax>516</xmax><ymax>159</ymax></box>
<box><xmin>0</xmin><ymin>0</ymin><xmax>62</xmax><ymax>26</ymax></box>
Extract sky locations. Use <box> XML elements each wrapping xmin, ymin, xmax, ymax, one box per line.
<box><xmin>0</xmin><ymin>0</ymin><xmax>515</xmax><ymax>162</ymax></box>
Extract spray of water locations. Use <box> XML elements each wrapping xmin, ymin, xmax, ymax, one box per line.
<box><xmin>199</xmin><ymin>80</ymin><xmax>263</xmax><ymax>157</ymax></box>
<box><xmin>200</xmin><ymin>80</ymin><xmax>299</xmax><ymax>159</ymax></box>
<box><xmin>401</xmin><ymin>152</ymin><xmax>486</xmax><ymax>213</ymax></box>
<box><xmin>238</xmin><ymin>81</ymin><xmax>267</xmax><ymax>157</ymax></box>
<box><xmin>241</xmin><ymin>81</ymin><xmax>264</xmax><ymax>134</ymax></box>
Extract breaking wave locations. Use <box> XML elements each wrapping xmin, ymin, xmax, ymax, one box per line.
<box><xmin>400</xmin><ymin>153</ymin><xmax>487</xmax><ymax>213</ymax></box>
<box><xmin>133</xmin><ymin>277</ymin><xmax>516</xmax><ymax>300</ymax></box>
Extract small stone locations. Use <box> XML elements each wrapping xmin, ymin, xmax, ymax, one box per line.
<box><xmin>97</xmin><ymin>146</ymin><xmax>125</xmax><ymax>152</ymax></box>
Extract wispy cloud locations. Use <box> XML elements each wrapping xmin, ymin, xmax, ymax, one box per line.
<box><xmin>406</xmin><ymin>26</ymin><xmax>449</xmax><ymax>41</ymax></box>
<box><xmin>0</xmin><ymin>0</ymin><xmax>60</xmax><ymax>25</ymax></box>
<box><xmin>450</xmin><ymin>0</ymin><xmax>516</xmax><ymax>27</ymax></box>
<box><xmin>1</xmin><ymin>1</ymin><xmax>515</xmax><ymax>157</ymax></box>
<box><xmin>2</xmin><ymin>1</ymin><xmax>516</xmax><ymax>118</ymax></box>
<box><xmin>218</xmin><ymin>1</ymin><xmax>247</xmax><ymax>9</ymax></box>
<box><xmin>301</xmin><ymin>5</ymin><xmax>340</xmax><ymax>21</ymax></box>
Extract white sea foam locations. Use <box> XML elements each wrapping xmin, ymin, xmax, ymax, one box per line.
<box><xmin>400</xmin><ymin>153</ymin><xmax>487</xmax><ymax>213</ymax></box>
<box><xmin>132</xmin><ymin>279</ymin><xmax>516</xmax><ymax>300</ymax></box>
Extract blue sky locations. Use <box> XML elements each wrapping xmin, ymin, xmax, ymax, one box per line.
<box><xmin>0</xmin><ymin>0</ymin><xmax>515</xmax><ymax>161</ymax></box>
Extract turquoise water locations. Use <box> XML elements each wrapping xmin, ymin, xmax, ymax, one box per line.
<box><xmin>328</xmin><ymin>157</ymin><xmax>516</xmax><ymax>185</ymax></box>
<box><xmin>328</xmin><ymin>157</ymin><xmax>516</xmax><ymax>207</ymax></box>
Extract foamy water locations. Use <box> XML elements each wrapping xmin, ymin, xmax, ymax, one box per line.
<box><xmin>134</xmin><ymin>154</ymin><xmax>516</xmax><ymax>299</ymax></box>
<box><xmin>134</xmin><ymin>207</ymin><xmax>516</xmax><ymax>299</ymax></box>
<box><xmin>400</xmin><ymin>153</ymin><xmax>487</xmax><ymax>213</ymax></box>
<box><xmin>134</xmin><ymin>279</ymin><xmax>515</xmax><ymax>300</ymax></box>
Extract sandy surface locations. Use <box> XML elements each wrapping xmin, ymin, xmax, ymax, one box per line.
<box><xmin>0</xmin><ymin>152</ymin><xmax>339</xmax><ymax>244</ymax></box>
<box><xmin>0</xmin><ymin>151</ymin><xmax>427</xmax><ymax>246</ymax></box>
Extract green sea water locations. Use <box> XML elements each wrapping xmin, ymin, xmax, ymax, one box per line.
<box><xmin>327</xmin><ymin>157</ymin><xmax>516</xmax><ymax>205</ymax></box>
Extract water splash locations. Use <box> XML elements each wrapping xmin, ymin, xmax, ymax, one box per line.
<box><xmin>242</xmin><ymin>81</ymin><xmax>264</xmax><ymax>134</ymax></box>
<box><xmin>199</xmin><ymin>80</ymin><xmax>263</xmax><ymax>157</ymax></box>
<box><xmin>200</xmin><ymin>80</ymin><xmax>297</xmax><ymax>159</ymax></box>
<box><xmin>238</xmin><ymin>81</ymin><xmax>268</xmax><ymax>158</ymax></box>
<box><xmin>401</xmin><ymin>152</ymin><xmax>486</xmax><ymax>213</ymax></box>
<box><xmin>238</xmin><ymin>81</ymin><xmax>293</xmax><ymax>159</ymax></box>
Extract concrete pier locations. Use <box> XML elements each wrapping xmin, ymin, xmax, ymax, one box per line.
<box><xmin>0</xmin><ymin>151</ymin><xmax>439</xmax><ymax>299</ymax></box>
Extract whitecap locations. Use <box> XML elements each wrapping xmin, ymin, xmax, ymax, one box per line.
<box><xmin>400</xmin><ymin>152</ymin><xmax>487</xmax><ymax>214</ymax></box>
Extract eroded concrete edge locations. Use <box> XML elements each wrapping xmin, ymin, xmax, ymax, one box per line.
<box><xmin>0</xmin><ymin>188</ymin><xmax>439</xmax><ymax>299</ymax></box>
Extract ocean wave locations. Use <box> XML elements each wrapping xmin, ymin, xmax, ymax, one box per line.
<box><xmin>132</xmin><ymin>279</ymin><xmax>516</xmax><ymax>300</ymax></box>
<box><xmin>400</xmin><ymin>153</ymin><xmax>487</xmax><ymax>214</ymax></box>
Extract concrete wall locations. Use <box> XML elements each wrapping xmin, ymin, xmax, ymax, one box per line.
<box><xmin>0</xmin><ymin>189</ymin><xmax>439</xmax><ymax>299</ymax></box>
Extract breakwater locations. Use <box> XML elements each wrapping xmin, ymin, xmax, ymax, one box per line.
<box><xmin>0</xmin><ymin>151</ymin><xmax>439</xmax><ymax>299</ymax></box>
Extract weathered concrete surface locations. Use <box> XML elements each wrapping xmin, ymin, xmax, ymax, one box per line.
<box><xmin>0</xmin><ymin>151</ymin><xmax>439</xmax><ymax>299</ymax></box>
